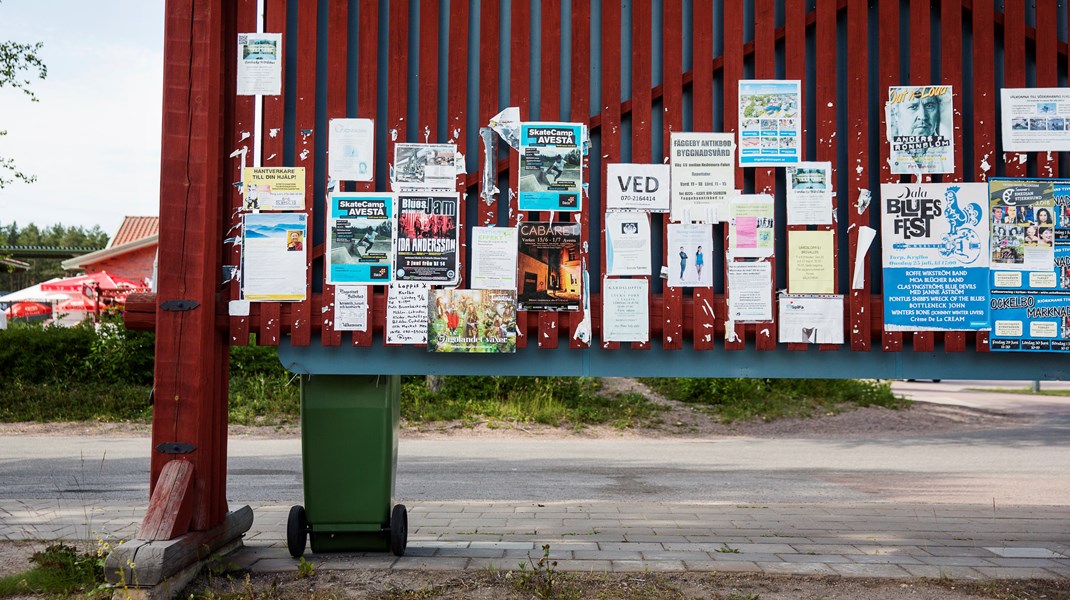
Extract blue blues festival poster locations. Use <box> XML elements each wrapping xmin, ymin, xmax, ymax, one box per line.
<box><xmin>881</xmin><ymin>182</ymin><xmax>990</xmax><ymax>331</ymax></box>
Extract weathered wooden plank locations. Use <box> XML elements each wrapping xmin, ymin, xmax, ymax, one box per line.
<box><xmin>1036</xmin><ymin>0</ymin><xmax>1058</xmax><ymax>179</ymax></box>
<box><xmin>631</xmin><ymin>0</ymin><xmax>653</xmax><ymax>350</ymax></box>
<box><xmin>227</xmin><ymin>0</ymin><xmax>255</xmax><ymax>348</ymax></box>
<box><xmin>321</xmin><ymin>0</ymin><xmax>348</xmax><ymax>347</ymax></box>
<box><xmin>538</xmin><ymin>0</ymin><xmax>561</xmax><ymax>349</ymax></box>
<box><xmin>352</xmin><ymin>0</ymin><xmax>378</xmax><ymax>347</ymax></box>
<box><xmin>689</xmin><ymin>0</ymin><xmax>714</xmax><ymax>351</ymax></box>
<box><xmin>785</xmin><ymin>0</ymin><xmax>809</xmax><ymax>352</ymax></box>
<box><xmin>257</xmin><ymin>0</ymin><xmax>287</xmax><ymax>347</ymax></box>
<box><xmin>567</xmin><ymin>0</ymin><xmax>591</xmax><ymax>349</ymax></box>
<box><xmin>908</xmin><ymin>0</ymin><xmax>934</xmax><ymax>353</ymax></box>
<box><xmin>815</xmin><ymin>0</ymin><xmax>841</xmax><ymax>352</ymax></box>
<box><xmin>754</xmin><ymin>0</ymin><xmax>777</xmax><ymax>351</ymax></box>
<box><xmin>382</xmin><ymin>0</ymin><xmax>409</xmax><ymax>347</ymax></box>
<box><xmin>599</xmin><ymin>0</ymin><xmax>622</xmax><ymax>351</ymax></box>
<box><xmin>878</xmin><ymin>0</ymin><xmax>901</xmax><ymax>353</ymax></box>
<box><xmin>510</xmin><ymin>0</ymin><xmax>530</xmax><ymax>348</ymax></box>
<box><xmin>289</xmin><ymin>0</ymin><xmax>317</xmax><ymax>347</ymax></box>
<box><xmin>138</xmin><ymin>460</ymin><xmax>194</xmax><ymax>540</ymax></box>
<box><xmin>722</xmin><ymin>0</ymin><xmax>745</xmax><ymax>350</ymax></box>
<box><xmin>941</xmin><ymin>0</ymin><xmax>966</xmax><ymax>353</ymax></box>
<box><xmin>448</xmin><ymin>0</ymin><xmax>470</xmax><ymax>293</ymax></box>
<box><xmin>972</xmin><ymin>0</ymin><xmax>994</xmax><ymax>353</ymax></box>
<box><xmin>476</xmin><ymin>0</ymin><xmax>499</xmax><ymax>228</ymax></box>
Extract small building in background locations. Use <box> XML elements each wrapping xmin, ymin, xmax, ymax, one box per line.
<box><xmin>61</xmin><ymin>216</ymin><xmax>159</xmax><ymax>288</ymax></box>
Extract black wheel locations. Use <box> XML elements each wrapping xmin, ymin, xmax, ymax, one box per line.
<box><xmin>287</xmin><ymin>505</ymin><xmax>308</xmax><ymax>558</ymax></box>
<box><xmin>389</xmin><ymin>504</ymin><xmax>408</xmax><ymax>557</ymax></box>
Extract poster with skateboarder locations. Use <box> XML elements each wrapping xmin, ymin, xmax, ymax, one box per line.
<box><xmin>327</xmin><ymin>192</ymin><xmax>394</xmax><ymax>285</ymax></box>
<box><xmin>519</xmin><ymin>122</ymin><xmax>584</xmax><ymax>212</ymax></box>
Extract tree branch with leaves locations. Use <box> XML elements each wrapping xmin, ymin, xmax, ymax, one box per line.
<box><xmin>0</xmin><ymin>27</ymin><xmax>48</xmax><ymax>189</ymax></box>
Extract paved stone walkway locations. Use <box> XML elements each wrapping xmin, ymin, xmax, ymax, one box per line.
<box><xmin>2</xmin><ymin>499</ymin><xmax>1067</xmax><ymax>580</ymax></box>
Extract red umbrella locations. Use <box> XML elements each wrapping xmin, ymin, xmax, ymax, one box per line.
<box><xmin>56</xmin><ymin>296</ymin><xmax>98</xmax><ymax>312</ymax></box>
<box><xmin>41</xmin><ymin>271</ymin><xmax>146</xmax><ymax>293</ymax></box>
<box><xmin>5</xmin><ymin>301</ymin><xmax>52</xmax><ymax>318</ymax></box>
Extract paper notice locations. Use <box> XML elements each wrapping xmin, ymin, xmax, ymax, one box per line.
<box><xmin>335</xmin><ymin>285</ymin><xmax>368</xmax><ymax>332</ymax></box>
<box><xmin>471</xmin><ymin>227</ymin><xmax>519</xmax><ymax>290</ymax></box>
<box><xmin>602</xmin><ymin>278</ymin><xmax>649</xmax><ymax>343</ymax></box>
<box><xmin>385</xmin><ymin>283</ymin><xmax>429</xmax><ymax>344</ymax></box>
<box><xmin>605</xmin><ymin>212</ymin><xmax>652</xmax><ymax>276</ymax></box>
<box><xmin>727</xmin><ymin>261</ymin><xmax>773</xmax><ymax>322</ymax></box>
<box><xmin>788</xmin><ymin>230</ymin><xmax>835</xmax><ymax>294</ymax></box>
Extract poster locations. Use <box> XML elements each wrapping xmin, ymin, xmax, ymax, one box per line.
<box><xmin>989</xmin><ymin>178</ymin><xmax>1070</xmax><ymax>352</ymax></box>
<box><xmin>237</xmin><ymin>33</ymin><xmax>281</xmax><ymax>96</ymax></box>
<box><xmin>885</xmin><ymin>85</ymin><xmax>954</xmax><ymax>174</ymax></box>
<box><xmin>518</xmin><ymin>122</ymin><xmax>584</xmax><ymax>211</ymax></box>
<box><xmin>1000</xmin><ymin>88</ymin><xmax>1070</xmax><ymax>152</ymax></box>
<box><xmin>729</xmin><ymin>194</ymin><xmax>775</xmax><ymax>258</ymax></box>
<box><xmin>427</xmin><ymin>289</ymin><xmax>517</xmax><ymax>353</ymax></box>
<box><xmin>990</xmin><ymin>179</ymin><xmax>1056</xmax><ymax>272</ymax></box>
<box><xmin>605</xmin><ymin>212</ymin><xmax>652</xmax><ymax>276</ymax></box>
<box><xmin>788</xmin><ymin>230</ymin><xmax>835</xmax><ymax>294</ymax></box>
<box><xmin>326</xmin><ymin>192</ymin><xmax>394</xmax><ymax>285</ymax></box>
<box><xmin>727</xmin><ymin>261</ymin><xmax>773</xmax><ymax>322</ymax></box>
<box><xmin>471</xmin><ymin>227</ymin><xmax>518</xmax><ymax>290</ymax></box>
<box><xmin>606</xmin><ymin>163</ymin><xmax>670</xmax><ymax>212</ymax></box>
<box><xmin>786</xmin><ymin>162</ymin><xmax>833</xmax><ymax>225</ymax></box>
<box><xmin>517</xmin><ymin>221</ymin><xmax>582</xmax><ymax>311</ymax></box>
<box><xmin>394</xmin><ymin>193</ymin><xmax>459</xmax><ymax>284</ymax></box>
<box><xmin>328</xmin><ymin>118</ymin><xmax>375</xmax><ymax>181</ymax></box>
<box><xmin>385</xmin><ymin>283</ymin><xmax>428</xmax><ymax>345</ymax></box>
<box><xmin>880</xmin><ymin>182</ymin><xmax>989</xmax><ymax>331</ymax></box>
<box><xmin>602</xmin><ymin>278</ymin><xmax>649</xmax><ymax>343</ymax></box>
<box><xmin>778</xmin><ymin>294</ymin><xmax>844</xmax><ymax>344</ymax></box>
<box><xmin>242</xmin><ymin>167</ymin><xmax>305</xmax><ymax>211</ymax></box>
<box><xmin>738</xmin><ymin>80</ymin><xmax>801</xmax><ymax>166</ymax></box>
<box><xmin>241</xmin><ymin>213</ymin><xmax>307</xmax><ymax>301</ymax></box>
<box><xmin>394</xmin><ymin>143</ymin><xmax>458</xmax><ymax>191</ymax></box>
<box><xmin>334</xmin><ymin>285</ymin><xmax>368</xmax><ymax>332</ymax></box>
<box><xmin>667</xmin><ymin>224</ymin><xmax>714</xmax><ymax>288</ymax></box>
<box><xmin>669</xmin><ymin>132</ymin><xmax>735</xmax><ymax>222</ymax></box>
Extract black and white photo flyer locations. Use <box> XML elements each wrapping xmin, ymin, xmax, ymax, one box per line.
<box><xmin>393</xmin><ymin>143</ymin><xmax>459</xmax><ymax>191</ymax></box>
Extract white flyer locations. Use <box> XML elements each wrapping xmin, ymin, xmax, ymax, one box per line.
<box><xmin>394</xmin><ymin>143</ymin><xmax>459</xmax><ymax>191</ymax></box>
<box><xmin>606</xmin><ymin>163</ymin><xmax>670</xmax><ymax>212</ymax></box>
<box><xmin>328</xmin><ymin>118</ymin><xmax>375</xmax><ymax>181</ymax></box>
<box><xmin>605</xmin><ymin>212</ymin><xmax>652</xmax><ymax>276</ymax></box>
<box><xmin>727</xmin><ymin>261</ymin><xmax>773</xmax><ymax>322</ymax></box>
<box><xmin>241</xmin><ymin>213</ymin><xmax>307</xmax><ymax>301</ymax></box>
<box><xmin>729</xmin><ymin>194</ymin><xmax>775</xmax><ymax>258</ymax></box>
<box><xmin>602</xmin><ymin>278</ymin><xmax>649</xmax><ymax>343</ymax></box>
<box><xmin>667</xmin><ymin>223</ymin><xmax>714</xmax><ymax>288</ymax></box>
<box><xmin>1001</xmin><ymin>88</ymin><xmax>1070</xmax><ymax>152</ymax></box>
<box><xmin>334</xmin><ymin>285</ymin><xmax>368</xmax><ymax>332</ymax></box>
<box><xmin>471</xmin><ymin>226</ymin><xmax>518</xmax><ymax>290</ymax></box>
<box><xmin>237</xmin><ymin>33</ymin><xmax>282</xmax><ymax>96</ymax></box>
<box><xmin>778</xmin><ymin>294</ymin><xmax>844</xmax><ymax>344</ymax></box>
<box><xmin>786</xmin><ymin>162</ymin><xmax>833</xmax><ymax>225</ymax></box>
<box><xmin>385</xmin><ymin>283</ymin><xmax>428</xmax><ymax>345</ymax></box>
<box><xmin>669</xmin><ymin>132</ymin><xmax>734</xmax><ymax>223</ymax></box>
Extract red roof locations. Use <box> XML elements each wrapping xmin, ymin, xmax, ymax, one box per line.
<box><xmin>110</xmin><ymin>216</ymin><xmax>159</xmax><ymax>247</ymax></box>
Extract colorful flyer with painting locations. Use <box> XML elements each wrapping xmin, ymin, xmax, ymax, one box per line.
<box><xmin>394</xmin><ymin>193</ymin><xmax>459</xmax><ymax>284</ymax></box>
<box><xmin>738</xmin><ymin>80</ymin><xmax>801</xmax><ymax>166</ymax></box>
<box><xmin>518</xmin><ymin>122</ymin><xmax>584</xmax><ymax>211</ymax></box>
<box><xmin>517</xmin><ymin>221</ymin><xmax>582</xmax><ymax>311</ymax></box>
<box><xmin>241</xmin><ymin>212</ymin><xmax>307</xmax><ymax>301</ymax></box>
<box><xmin>242</xmin><ymin>167</ymin><xmax>305</xmax><ymax>211</ymax></box>
<box><xmin>427</xmin><ymin>289</ymin><xmax>517</xmax><ymax>353</ymax></box>
<box><xmin>881</xmin><ymin>182</ymin><xmax>989</xmax><ymax>332</ymax></box>
<box><xmin>326</xmin><ymin>192</ymin><xmax>394</xmax><ymax>285</ymax></box>
<box><xmin>885</xmin><ymin>85</ymin><xmax>954</xmax><ymax>174</ymax></box>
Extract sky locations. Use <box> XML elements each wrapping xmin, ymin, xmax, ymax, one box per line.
<box><xmin>0</xmin><ymin>0</ymin><xmax>164</xmax><ymax>236</ymax></box>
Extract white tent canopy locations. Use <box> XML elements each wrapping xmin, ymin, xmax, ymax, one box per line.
<box><xmin>0</xmin><ymin>279</ymin><xmax>72</xmax><ymax>303</ymax></box>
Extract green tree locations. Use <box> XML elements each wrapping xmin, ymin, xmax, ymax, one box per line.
<box><xmin>1</xmin><ymin>6</ymin><xmax>48</xmax><ymax>189</ymax></box>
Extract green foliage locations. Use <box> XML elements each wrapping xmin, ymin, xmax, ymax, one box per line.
<box><xmin>229</xmin><ymin>340</ymin><xmax>286</xmax><ymax>376</ymax></box>
<box><xmin>0</xmin><ymin>543</ymin><xmax>102</xmax><ymax>598</ymax></box>
<box><xmin>0</xmin><ymin>221</ymin><xmax>108</xmax><ymax>290</ymax></box>
<box><xmin>0</xmin><ymin>320</ymin><xmax>96</xmax><ymax>383</ymax></box>
<box><xmin>83</xmin><ymin>318</ymin><xmax>155</xmax><ymax>385</ymax></box>
<box><xmin>295</xmin><ymin>557</ymin><xmax>316</xmax><ymax>579</ymax></box>
<box><xmin>401</xmin><ymin>376</ymin><xmax>664</xmax><ymax>429</ymax></box>
<box><xmin>1</xmin><ymin>27</ymin><xmax>47</xmax><ymax>189</ymax></box>
<box><xmin>640</xmin><ymin>378</ymin><xmax>905</xmax><ymax>423</ymax></box>
<box><xmin>0</xmin><ymin>379</ymin><xmax>152</xmax><ymax>422</ymax></box>
<box><xmin>228</xmin><ymin>372</ymin><xmax>300</xmax><ymax>426</ymax></box>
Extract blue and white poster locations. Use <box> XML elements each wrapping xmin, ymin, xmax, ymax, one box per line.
<box><xmin>241</xmin><ymin>212</ymin><xmax>307</xmax><ymax>301</ymax></box>
<box><xmin>518</xmin><ymin>122</ymin><xmax>584</xmax><ymax>212</ymax></box>
<box><xmin>989</xmin><ymin>178</ymin><xmax>1070</xmax><ymax>352</ymax></box>
<box><xmin>881</xmin><ymin>182</ymin><xmax>989</xmax><ymax>331</ymax></box>
<box><xmin>326</xmin><ymin>192</ymin><xmax>394</xmax><ymax>285</ymax></box>
<box><xmin>738</xmin><ymin>80</ymin><xmax>801</xmax><ymax>167</ymax></box>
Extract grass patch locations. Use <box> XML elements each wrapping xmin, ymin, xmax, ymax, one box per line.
<box><xmin>640</xmin><ymin>378</ymin><xmax>906</xmax><ymax>423</ymax></box>
<box><xmin>401</xmin><ymin>376</ymin><xmax>665</xmax><ymax>429</ymax></box>
<box><xmin>0</xmin><ymin>380</ymin><xmax>153</xmax><ymax>422</ymax></box>
<box><xmin>970</xmin><ymin>386</ymin><xmax>1070</xmax><ymax>397</ymax></box>
<box><xmin>228</xmin><ymin>373</ymin><xmax>300</xmax><ymax>426</ymax></box>
<box><xmin>0</xmin><ymin>543</ymin><xmax>103</xmax><ymax>598</ymax></box>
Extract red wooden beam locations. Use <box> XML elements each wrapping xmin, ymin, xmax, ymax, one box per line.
<box><xmin>690</xmin><ymin>0</ymin><xmax>714</xmax><ymax>351</ymax></box>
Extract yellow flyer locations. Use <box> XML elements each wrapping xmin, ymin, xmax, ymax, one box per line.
<box><xmin>242</xmin><ymin>167</ymin><xmax>306</xmax><ymax>210</ymax></box>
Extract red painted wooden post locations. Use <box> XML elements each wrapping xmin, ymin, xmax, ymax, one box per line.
<box><xmin>690</xmin><ymin>0</ymin><xmax>715</xmax><ymax>351</ymax></box>
<box><xmin>815</xmin><ymin>0</ymin><xmax>840</xmax><ymax>351</ymax></box>
<box><xmin>568</xmin><ymin>0</ymin><xmax>592</xmax><ymax>350</ymax></box>
<box><xmin>878</xmin><ymin>0</ymin><xmax>901</xmax><ymax>353</ymax></box>
<box><xmin>476</xmin><ymin>0</ymin><xmax>500</xmax><ymax>229</ymax></box>
<box><xmin>908</xmin><ymin>0</ymin><xmax>934</xmax><ymax>353</ymax></box>
<box><xmin>448</xmin><ymin>0</ymin><xmax>470</xmax><ymax>289</ymax></box>
<box><xmin>845</xmin><ymin>0</ymin><xmax>872</xmax><ymax>352</ymax></box>
<box><xmin>599</xmin><ymin>0</ymin><xmax>622</xmax><ymax>351</ymax></box>
<box><xmin>420</xmin><ymin>0</ymin><xmax>440</xmax><ymax>145</ymax></box>
<box><xmin>290</xmin><ymin>0</ymin><xmax>317</xmax><ymax>347</ymax></box>
<box><xmin>722</xmin><ymin>0</ymin><xmax>745</xmax><ymax>350</ymax></box>
<box><xmin>754</xmin><ymin>0</ymin><xmax>777</xmax><ymax>351</ymax></box>
<box><xmin>941</xmin><ymin>0</ymin><xmax>966</xmax><ymax>353</ymax></box>
<box><xmin>785</xmin><ymin>0</ymin><xmax>808</xmax><ymax>352</ymax></box>
<box><xmin>510</xmin><ymin>0</ymin><xmax>531</xmax><ymax>348</ymax></box>
<box><xmin>632</xmin><ymin>0</ymin><xmax>653</xmax><ymax>350</ymax></box>
<box><xmin>258</xmin><ymin>0</ymin><xmax>287</xmax><ymax>347</ymax></box>
<box><xmin>352</xmin><ymin>0</ymin><xmax>378</xmax><ymax>347</ymax></box>
<box><xmin>971</xmin><ymin>0</ymin><xmax>995</xmax><ymax>353</ymax></box>
<box><xmin>382</xmin><ymin>0</ymin><xmax>409</xmax><ymax>347</ymax></box>
<box><xmin>151</xmin><ymin>0</ymin><xmax>229</xmax><ymax>535</ymax></box>
<box><xmin>1036</xmin><ymin>1</ymin><xmax>1058</xmax><ymax>179</ymax></box>
<box><xmin>227</xmin><ymin>0</ymin><xmax>255</xmax><ymax>349</ymax></box>
<box><xmin>538</xmin><ymin>0</ymin><xmax>561</xmax><ymax>349</ymax></box>
<box><xmin>321</xmin><ymin>0</ymin><xmax>348</xmax><ymax>347</ymax></box>
<box><xmin>661</xmin><ymin>0</ymin><xmax>684</xmax><ymax>351</ymax></box>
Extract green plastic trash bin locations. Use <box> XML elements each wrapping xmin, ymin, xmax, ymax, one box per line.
<box><xmin>286</xmin><ymin>374</ymin><xmax>408</xmax><ymax>557</ymax></box>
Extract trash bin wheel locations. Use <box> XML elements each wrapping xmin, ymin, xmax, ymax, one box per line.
<box><xmin>390</xmin><ymin>504</ymin><xmax>408</xmax><ymax>557</ymax></box>
<box><xmin>287</xmin><ymin>505</ymin><xmax>308</xmax><ymax>558</ymax></box>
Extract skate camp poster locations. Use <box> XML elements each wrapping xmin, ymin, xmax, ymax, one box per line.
<box><xmin>518</xmin><ymin>122</ymin><xmax>584</xmax><ymax>212</ymax></box>
<box><xmin>326</xmin><ymin>192</ymin><xmax>394</xmax><ymax>285</ymax></box>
